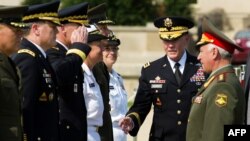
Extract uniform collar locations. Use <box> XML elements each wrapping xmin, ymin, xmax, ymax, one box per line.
<box><xmin>167</xmin><ymin>51</ymin><xmax>187</xmax><ymax>73</ymax></box>
<box><xmin>56</xmin><ymin>40</ymin><xmax>68</xmax><ymax>51</ymax></box>
<box><xmin>82</xmin><ymin>63</ymin><xmax>93</xmax><ymax>76</ymax></box>
<box><xmin>27</xmin><ymin>39</ymin><xmax>47</xmax><ymax>58</ymax></box>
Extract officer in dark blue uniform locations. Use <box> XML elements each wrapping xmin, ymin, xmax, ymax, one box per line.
<box><xmin>119</xmin><ymin>17</ymin><xmax>207</xmax><ymax>141</ymax></box>
<box><xmin>12</xmin><ymin>1</ymin><xmax>61</xmax><ymax>141</ymax></box>
<box><xmin>46</xmin><ymin>2</ymin><xmax>91</xmax><ymax>141</ymax></box>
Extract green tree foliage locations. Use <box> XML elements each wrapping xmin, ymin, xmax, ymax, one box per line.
<box><xmin>22</xmin><ymin>0</ymin><xmax>54</xmax><ymax>5</ymax></box>
<box><xmin>21</xmin><ymin>0</ymin><xmax>195</xmax><ymax>25</ymax></box>
<box><xmin>163</xmin><ymin>0</ymin><xmax>194</xmax><ymax>21</ymax></box>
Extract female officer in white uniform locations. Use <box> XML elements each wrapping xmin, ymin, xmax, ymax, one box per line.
<box><xmin>82</xmin><ymin>25</ymin><xmax>108</xmax><ymax>141</ymax></box>
<box><xmin>102</xmin><ymin>34</ymin><xmax>128</xmax><ymax>141</ymax></box>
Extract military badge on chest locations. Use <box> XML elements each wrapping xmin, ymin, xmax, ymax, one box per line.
<box><xmin>150</xmin><ymin>76</ymin><xmax>166</xmax><ymax>90</ymax></box>
<box><xmin>193</xmin><ymin>94</ymin><xmax>203</xmax><ymax>104</ymax></box>
<box><xmin>43</xmin><ymin>69</ymin><xmax>52</xmax><ymax>84</ymax></box>
<box><xmin>190</xmin><ymin>66</ymin><xmax>206</xmax><ymax>85</ymax></box>
<box><xmin>150</xmin><ymin>76</ymin><xmax>166</xmax><ymax>108</ymax></box>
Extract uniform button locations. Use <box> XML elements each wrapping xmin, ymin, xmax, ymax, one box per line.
<box><xmin>177</xmin><ymin>121</ymin><xmax>182</xmax><ymax>125</ymax></box>
<box><xmin>188</xmin><ymin>119</ymin><xmax>190</xmax><ymax>123</ymax></box>
<box><xmin>177</xmin><ymin>89</ymin><xmax>181</xmax><ymax>93</ymax></box>
<box><xmin>177</xmin><ymin>110</ymin><xmax>181</xmax><ymax>114</ymax></box>
<box><xmin>58</xmin><ymin>109</ymin><xmax>60</xmax><ymax>113</ymax></box>
<box><xmin>37</xmin><ymin>137</ymin><xmax>41</xmax><ymax>141</ymax></box>
<box><xmin>48</xmin><ymin>85</ymin><xmax>51</xmax><ymax>88</ymax></box>
<box><xmin>66</xmin><ymin>125</ymin><xmax>70</xmax><ymax>129</ymax></box>
<box><xmin>177</xmin><ymin>99</ymin><xmax>181</xmax><ymax>103</ymax></box>
<box><xmin>155</xmin><ymin>90</ymin><xmax>158</xmax><ymax>93</ymax></box>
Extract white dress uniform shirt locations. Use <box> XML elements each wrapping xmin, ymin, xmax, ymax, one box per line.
<box><xmin>82</xmin><ymin>63</ymin><xmax>104</xmax><ymax>141</ymax></box>
<box><xmin>109</xmin><ymin>69</ymin><xmax>128</xmax><ymax>141</ymax></box>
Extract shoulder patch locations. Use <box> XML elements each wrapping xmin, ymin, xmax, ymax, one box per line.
<box><xmin>18</xmin><ymin>49</ymin><xmax>35</xmax><ymax>57</ymax></box>
<box><xmin>143</xmin><ymin>62</ymin><xmax>150</xmax><ymax>68</ymax></box>
<box><xmin>215</xmin><ymin>93</ymin><xmax>227</xmax><ymax>107</ymax></box>
<box><xmin>52</xmin><ymin>47</ymin><xmax>59</xmax><ymax>50</ymax></box>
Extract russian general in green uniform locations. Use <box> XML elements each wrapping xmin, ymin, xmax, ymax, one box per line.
<box><xmin>186</xmin><ymin>18</ymin><xmax>245</xmax><ymax>141</ymax></box>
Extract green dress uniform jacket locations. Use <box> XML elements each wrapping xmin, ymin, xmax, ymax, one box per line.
<box><xmin>0</xmin><ymin>53</ymin><xmax>22</xmax><ymax>141</ymax></box>
<box><xmin>93</xmin><ymin>62</ymin><xmax>114</xmax><ymax>141</ymax></box>
<box><xmin>186</xmin><ymin>65</ymin><xmax>245</xmax><ymax>141</ymax></box>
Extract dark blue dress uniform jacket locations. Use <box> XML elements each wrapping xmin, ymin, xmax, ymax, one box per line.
<box><xmin>127</xmin><ymin>53</ymin><xmax>206</xmax><ymax>141</ymax></box>
<box><xmin>46</xmin><ymin>42</ymin><xmax>89</xmax><ymax>141</ymax></box>
<box><xmin>12</xmin><ymin>38</ymin><xmax>59</xmax><ymax>141</ymax></box>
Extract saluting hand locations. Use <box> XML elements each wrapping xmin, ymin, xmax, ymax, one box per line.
<box><xmin>71</xmin><ymin>25</ymin><xmax>88</xmax><ymax>44</ymax></box>
<box><xmin>119</xmin><ymin>117</ymin><xmax>134</xmax><ymax>134</ymax></box>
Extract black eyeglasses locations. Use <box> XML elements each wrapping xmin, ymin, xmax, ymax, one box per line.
<box><xmin>104</xmin><ymin>47</ymin><xmax>119</xmax><ymax>52</ymax></box>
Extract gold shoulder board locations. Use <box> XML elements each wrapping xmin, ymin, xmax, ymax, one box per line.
<box><xmin>18</xmin><ymin>49</ymin><xmax>35</xmax><ymax>57</ymax></box>
<box><xmin>143</xmin><ymin>62</ymin><xmax>150</xmax><ymax>68</ymax></box>
<box><xmin>218</xmin><ymin>74</ymin><xmax>225</xmax><ymax>82</ymax></box>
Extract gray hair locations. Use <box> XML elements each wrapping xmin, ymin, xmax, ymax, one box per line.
<box><xmin>207</xmin><ymin>43</ymin><xmax>232</xmax><ymax>60</ymax></box>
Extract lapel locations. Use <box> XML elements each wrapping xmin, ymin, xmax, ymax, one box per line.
<box><xmin>56</xmin><ymin>42</ymin><xmax>67</xmax><ymax>54</ymax></box>
<box><xmin>157</xmin><ymin>56</ymin><xmax>177</xmax><ymax>85</ymax></box>
<box><xmin>21</xmin><ymin>38</ymin><xmax>56</xmax><ymax>81</ymax></box>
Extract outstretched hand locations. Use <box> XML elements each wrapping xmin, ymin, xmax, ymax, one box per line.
<box><xmin>119</xmin><ymin>117</ymin><xmax>134</xmax><ymax>134</ymax></box>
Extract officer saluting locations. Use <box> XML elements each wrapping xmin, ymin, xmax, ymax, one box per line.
<box><xmin>12</xmin><ymin>1</ymin><xmax>60</xmax><ymax>141</ymax></box>
<box><xmin>186</xmin><ymin>17</ymin><xmax>245</xmax><ymax>141</ymax></box>
<box><xmin>0</xmin><ymin>5</ymin><xmax>27</xmax><ymax>141</ymax></box>
<box><xmin>119</xmin><ymin>16</ymin><xmax>206</xmax><ymax>141</ymax></box>
<box><xmin>46</xmin><ymin>2</ymin><xmax>91</xmax><ymax>141</ymax></box>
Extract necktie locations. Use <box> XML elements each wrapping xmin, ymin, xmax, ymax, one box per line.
<box><xmin>174</xmin><ymin>63</ymin><xmax>182</xmax><ymax>85</ymax></box>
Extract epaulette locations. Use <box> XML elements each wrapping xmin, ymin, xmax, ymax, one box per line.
<box><xmin>143</xmin><ymin>62</ymin><xmax>150</xmax><ymax>68</ymax></box>
<box><xmin>204</xmin><ymin>76</ymin><xmax>215</xmax><ymax>88</ymax></box>
<box><xmin>17</xmin><ymin>49</ymin><xmax>35</xmax><ymax>57</ymax></box>
<box><xmin>51</xmin><ymin>47</ymin><xmax>59</xmax><ymax>50</ymax></box>
<box><xmin>217</xmin><ymin>73</ymin><xmax>225</xmax><ymax>82</ymax></box>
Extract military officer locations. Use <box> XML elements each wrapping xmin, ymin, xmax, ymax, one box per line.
<box><xmin>186</xmin><ymin>17</ymin><xmax>245</xmax><ymax>141</ymax></box>
<box><xmin>103</xmin><ymin>34</ymin><xmax>128</xmax><ymax>141</ymax></box>
<box><xmin>88</xmin><ymin>3</ymin><xmax>114</xmax><ymax>141</ymax></box>
<box><xmin>0</xmin><ymin>5</ymin><xmax>27</xmax><ymax>141</ymax></box>
<box><xmin>12</xmin><ymin>1</ymin><xmax>61</xmax><ymax>141</ymax></box>
<box><xmin>46</xmin><ymin>2</ymin><xmax>91</xmax><ymax>141</ymax></box>
<box><xmin>82</xmin><ymin>25</ymin><xmax>108</xmax><ymax>141</ymax></box>
<box><xmin>119</xmin><ymin>16</ymin><xmax>207</xmax><ymax>141</ymax></box>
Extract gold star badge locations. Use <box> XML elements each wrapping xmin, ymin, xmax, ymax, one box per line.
<box><xmin>215</xmin><ymin>93</ymin><xmax>227</xmax><ymax>107</ymax></box>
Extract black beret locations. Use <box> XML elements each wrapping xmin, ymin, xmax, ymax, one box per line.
<box><xmin>59</xmin><ymin>2</ymin><xmax>89</xmax><ymax>26</ymax></box>
<box><xmin>154</xmin><ymin>16</ymin><xmax>194</xmax><ymax>41</ymax></box>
